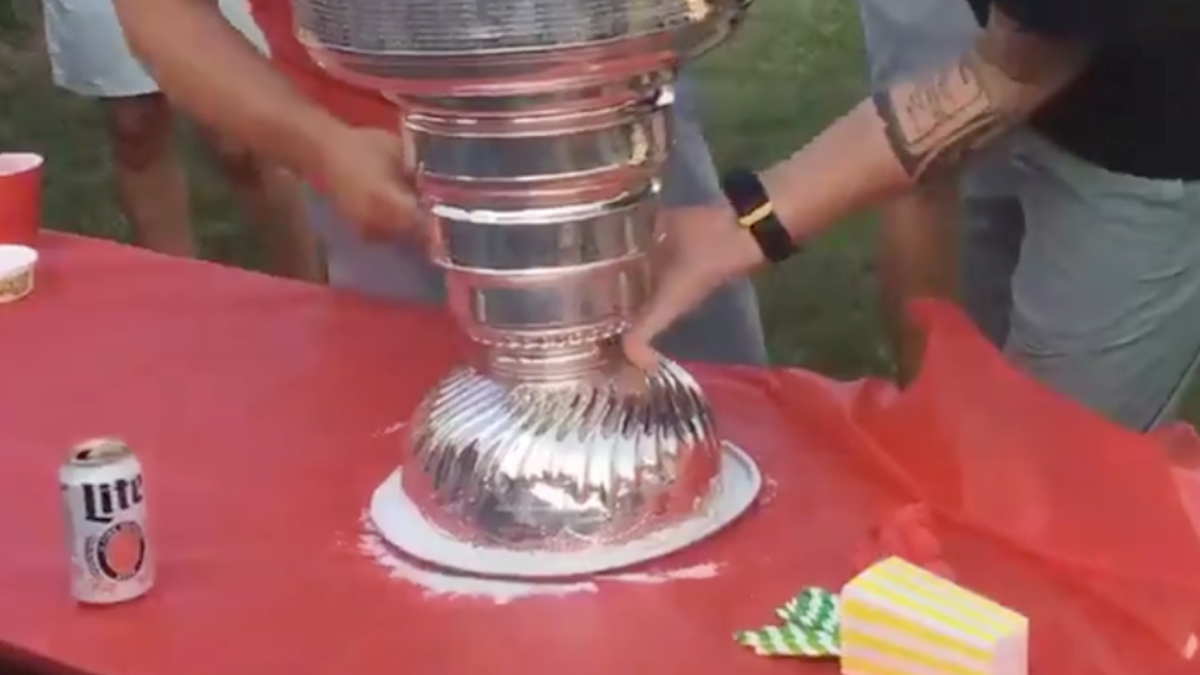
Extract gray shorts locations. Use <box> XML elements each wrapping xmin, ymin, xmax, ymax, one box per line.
<box><xmin>1002</xmin><ymin>134</ymin><xmax>1200</xmax><ymax>431</ymax></box>
<box><xmin>307</xmin><ymin>76</ymin><xmax>768</xmax><ymax>367</ymax></box>
<box><xmin>860</xmin><ymin>0</ymin><xmax>1200</xmax><ymax>431</ymax></box>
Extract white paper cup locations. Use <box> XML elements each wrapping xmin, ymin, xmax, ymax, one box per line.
<box><xmin>0</xmin><ymin>244</ymin><xmax>38</xmax><ymax>303</ymax></box>
<box><xmin>0</xmin><ymin>153</ymin><xmax>43</xmax><ymax>176</ymax></box>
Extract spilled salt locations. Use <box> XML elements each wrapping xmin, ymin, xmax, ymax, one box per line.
<box><xmin>605</xmin><ymin>562</ymin><xmax>721</xmax><ymax>584</ymax></box>
<box><xmin>355</xmin><ymin>438</ymin><xmax>754</xmax><ymax>602</ymax></box>
<box><xmin>374</xmin><ymin>420</ymin><xmax>408</xmax><ymax>438</ymax></box>
<box><xmin>358</xmin><ymin>514</ymin><xmax>723</xmax><ymax>603</ymax></box>
<box><xmin>358</xmin><ymin>524</ymin><xmax>596</xmax><ymax>603</ymax></box>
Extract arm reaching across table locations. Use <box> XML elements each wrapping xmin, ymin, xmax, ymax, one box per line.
<box><xmin>621</xmin><ymin>5</ymin><xmax>1092</xmax><ymax>371</ymax></box>
<box><xmin>114</xmin><ymin>0</ymin><xmax>421</xmax><ymax>239</ymax></box>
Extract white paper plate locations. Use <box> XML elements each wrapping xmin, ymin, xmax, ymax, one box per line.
<box><xmin>369</xmin><ymin>441</ymin><xmax>762</xmax><ymax>579</ymax></box>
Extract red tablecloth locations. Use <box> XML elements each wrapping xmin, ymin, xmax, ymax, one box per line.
<box><xmin>2</xmin><ymin>234</ymin><xmax>1200</xmax><ymax>675</ymax></box>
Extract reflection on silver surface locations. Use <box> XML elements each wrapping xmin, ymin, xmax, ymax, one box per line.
<box><xmin>405</xmin><ymin>355</ymin><xmax>721</xmax><ymax>549</ymax></box>
<box><xmin>370</xmin><ymin>442</ymin><xmax>762</xmax><ymax>578</ymax></box>
<box><xmin>291</xmin><ymin>0</ymin><xmax>759</xmax><ymax>556</ymax></box>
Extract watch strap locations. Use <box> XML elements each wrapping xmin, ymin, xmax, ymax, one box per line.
<box><xmin>720</xmin><ymin>168</ymin><xmax>799</xmax><ymax>264</ymax></box>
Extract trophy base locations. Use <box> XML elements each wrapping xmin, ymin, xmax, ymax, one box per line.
<box><xmin>367</xmin><ymin>441</ymin><xmax>762</xmax><ymax>579</ymax></box>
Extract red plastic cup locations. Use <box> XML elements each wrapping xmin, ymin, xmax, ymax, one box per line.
<box><xmin>0</xmin><ymin>153</ymin><xmax>44</xmax><ymax>246</ymax></box>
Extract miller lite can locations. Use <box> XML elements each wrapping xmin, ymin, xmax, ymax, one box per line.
<box><xmin>59</xmin><ymin>438</ymin><xmax>154</xmax><ymax>604</ymax></box>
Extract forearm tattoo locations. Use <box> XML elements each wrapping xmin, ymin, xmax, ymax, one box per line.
<box><xmin>873</xmin><ymin>56</ymin><xmax>1005</xmax><ymax>182</ymax></box>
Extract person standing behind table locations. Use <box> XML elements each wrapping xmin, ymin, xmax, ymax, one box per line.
<box><xmin>112</xmin><ymin>0</ymin><xmax>770</xmax><ymax>367</ymax></box>
<box><xmin>622</xmin><ymin>0</ymin><xmax>1200</xmax><ymax>433</ymax></box>
<box><xmin>41</xmin><ymin>0</ymin><xmax>323</xmax><ymax>281</ymax></box>
<box><xmin>858</xmin><ymin>0</ymin><xmax>1026</xmax><ymax>380</ymax></box>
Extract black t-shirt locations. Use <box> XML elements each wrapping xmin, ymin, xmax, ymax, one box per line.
<box><xmin>965</xmin><ymin>0</ymin><xmax>1200</xmax><ymax>179</ymax></box>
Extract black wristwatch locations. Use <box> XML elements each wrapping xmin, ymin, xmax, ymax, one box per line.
<box><xmin>720</xmin><ymin>168</ymin><xmax>799</xmax><ymax>264</ymax></box>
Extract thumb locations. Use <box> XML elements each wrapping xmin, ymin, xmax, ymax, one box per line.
<box><xmin>385</xmin><ymin>182</ymin><xmax>421</xmax><ymax>229</ymax></box>
<box><xmin>357</xmin><ymin>184</ymin><xmax>420</xmax><ymax>241</ymax></box>
<box><xmin>620</xmin><ymin>330</ymin><xmax>662</xmax><ymax>373</ymax></box>
<box><xmin>381</xmin><ymin>136</ymin><xmax>422</xmax><ymax>234</ymax></box>
<box><xmin>622</xmin><ymin>255</ymin><xmax>723</xmax><ymax>371</ymax></box>
<box><xmin>384</xmin><ymin>136</ymin><xmax>416</xmax><ymax>184</ymax></box>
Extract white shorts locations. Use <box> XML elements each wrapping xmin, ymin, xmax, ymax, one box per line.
<box><xmin>42</xmin><ymin>0</ymin><xmax>269</xmax><ymax>98</ymax></box>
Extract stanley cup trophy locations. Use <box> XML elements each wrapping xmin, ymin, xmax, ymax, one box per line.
<box><xmin>292</xmin><ymin>0</ymin><xmax>763</xmax><ymax>576</ymax></box>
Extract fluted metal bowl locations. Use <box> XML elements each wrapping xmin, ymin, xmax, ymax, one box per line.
<box><xmin>404</xmin><ymin>356</ymin><xmax>723</xmax><ymax>549</ymax></box>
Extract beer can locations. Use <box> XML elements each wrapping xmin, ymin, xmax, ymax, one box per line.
<box><xmin>59</xmin><ymin>438</ymin><xmax>154</xmax><ymax>604</ymax></box>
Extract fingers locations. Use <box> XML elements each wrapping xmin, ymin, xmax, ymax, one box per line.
<box><xmin>356</xmin><ymin>186</ymin><xmax>421</xmax><ymax>241</ymax></box>
<box><xmin>382</xmin><ymin>184</ymin><xmax>422</xmax><ymax>232</ymax></box>
<box><xmin>359</xmin><ymin>152</ymin><xmax>423</xmax><ymax>240</ymax></box>
<box><xmin>620</xmin><ymin>331</ymin><xmax>662</xmax><ymax>373</ymax></box>
<box><xmin>622</xmin><ymin>258</ymin><xmax>722</xmax><ymax>372</ymax></box>
<box><xmin>380</xmin><ymin>132</ymin><xmax>414</xmax><ymax>184</ymax></box>
<box><xmin>323</xmin><ymin>128</ymin><xmax>420</xmax><ymax>241</ymax></box>
<box><xmin>376</xmin><ymin>134</ymin><xmax>422</xmax><ymax>236</ymax></box>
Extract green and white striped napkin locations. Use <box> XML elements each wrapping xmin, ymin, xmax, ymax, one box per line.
<box><xmin>733</xmin><ymin>587</ymin><xmax>841</xmax><ymax>658</ymax></box>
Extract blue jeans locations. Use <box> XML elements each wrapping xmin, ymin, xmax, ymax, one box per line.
<box><xmin>306</xmin><ymin>76</ymin><xmax>768</xmax><ymax>367</ymax></box>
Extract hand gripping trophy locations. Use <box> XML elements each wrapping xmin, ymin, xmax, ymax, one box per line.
<box><xmin>291</xmin><ymin>0</ymin><xmax>763</xmax><ymax>576</ymax></box>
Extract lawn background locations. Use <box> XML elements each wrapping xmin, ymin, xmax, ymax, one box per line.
<box><xmin>2</xmin><ymin>0</ymin><xmax>1196</xmax><ymax>418</ymax></box>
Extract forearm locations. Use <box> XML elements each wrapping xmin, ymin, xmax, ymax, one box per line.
<box><xmin>759</xmin><ymin>99</ymin><xmax>908</xmax><ymax>243</ymax></box>
<box><xmin>875</xmin><ymin>182</ymin><xmax>960</xmax><ymax>382</ymax></box>
<box><xmin>760</xmin><ymin>7</ymin><xmax>1090</xmax><ymax>245</ymax></box>
<box><xmin>115</xmin><ymin>0</ymin><xmax>342</xmax><ymax>178</ymax></box>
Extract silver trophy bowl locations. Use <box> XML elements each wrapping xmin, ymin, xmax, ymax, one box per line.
<box><xmin>292</xmin><ymin>0</ymin><xmax>762</xmax><ymax>570</ymax></box>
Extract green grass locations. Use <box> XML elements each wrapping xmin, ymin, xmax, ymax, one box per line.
<box><xmin>5</xmin><ymin>0</ymin><xmax>1197</xmax><ymax>419</ymax></box>
<box><xmin>0</xmin><ymin>12</ymin><xmax>269</xmax><ymax>268</ymax></box>
<box><xmin>0</xmin><ymin>0</ymin><xmax>883</xmax><ymax>378</ymax></box>
<box><xmin>699</xmin><ymin>0</ymin><xmax>886</xmax><ymax>376</ymax></box>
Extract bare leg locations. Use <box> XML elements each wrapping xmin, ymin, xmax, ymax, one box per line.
<box><xmin>200</xmin><ymin>128</ymin><xmax>324</xmax><ymax>282</ymax></box>
<box><xmin>103</xmin><ymin>94</ymin><xmax>194</xmax><ymax>256</ymax></box>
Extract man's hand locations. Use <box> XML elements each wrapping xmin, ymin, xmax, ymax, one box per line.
<box><xmin>621</xmin><ymin>205</ymin><xmax>764</xmax><ymax>371</ymax></box>
<box><xmin>115</xmin><ymin>0</ymin><xmax>424</xmax><ymax>242</ymax></box>
<box><xmin>316</xmin><ymin>126</ymin><xmax>423</xmax><ymax>240</ymax></box>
